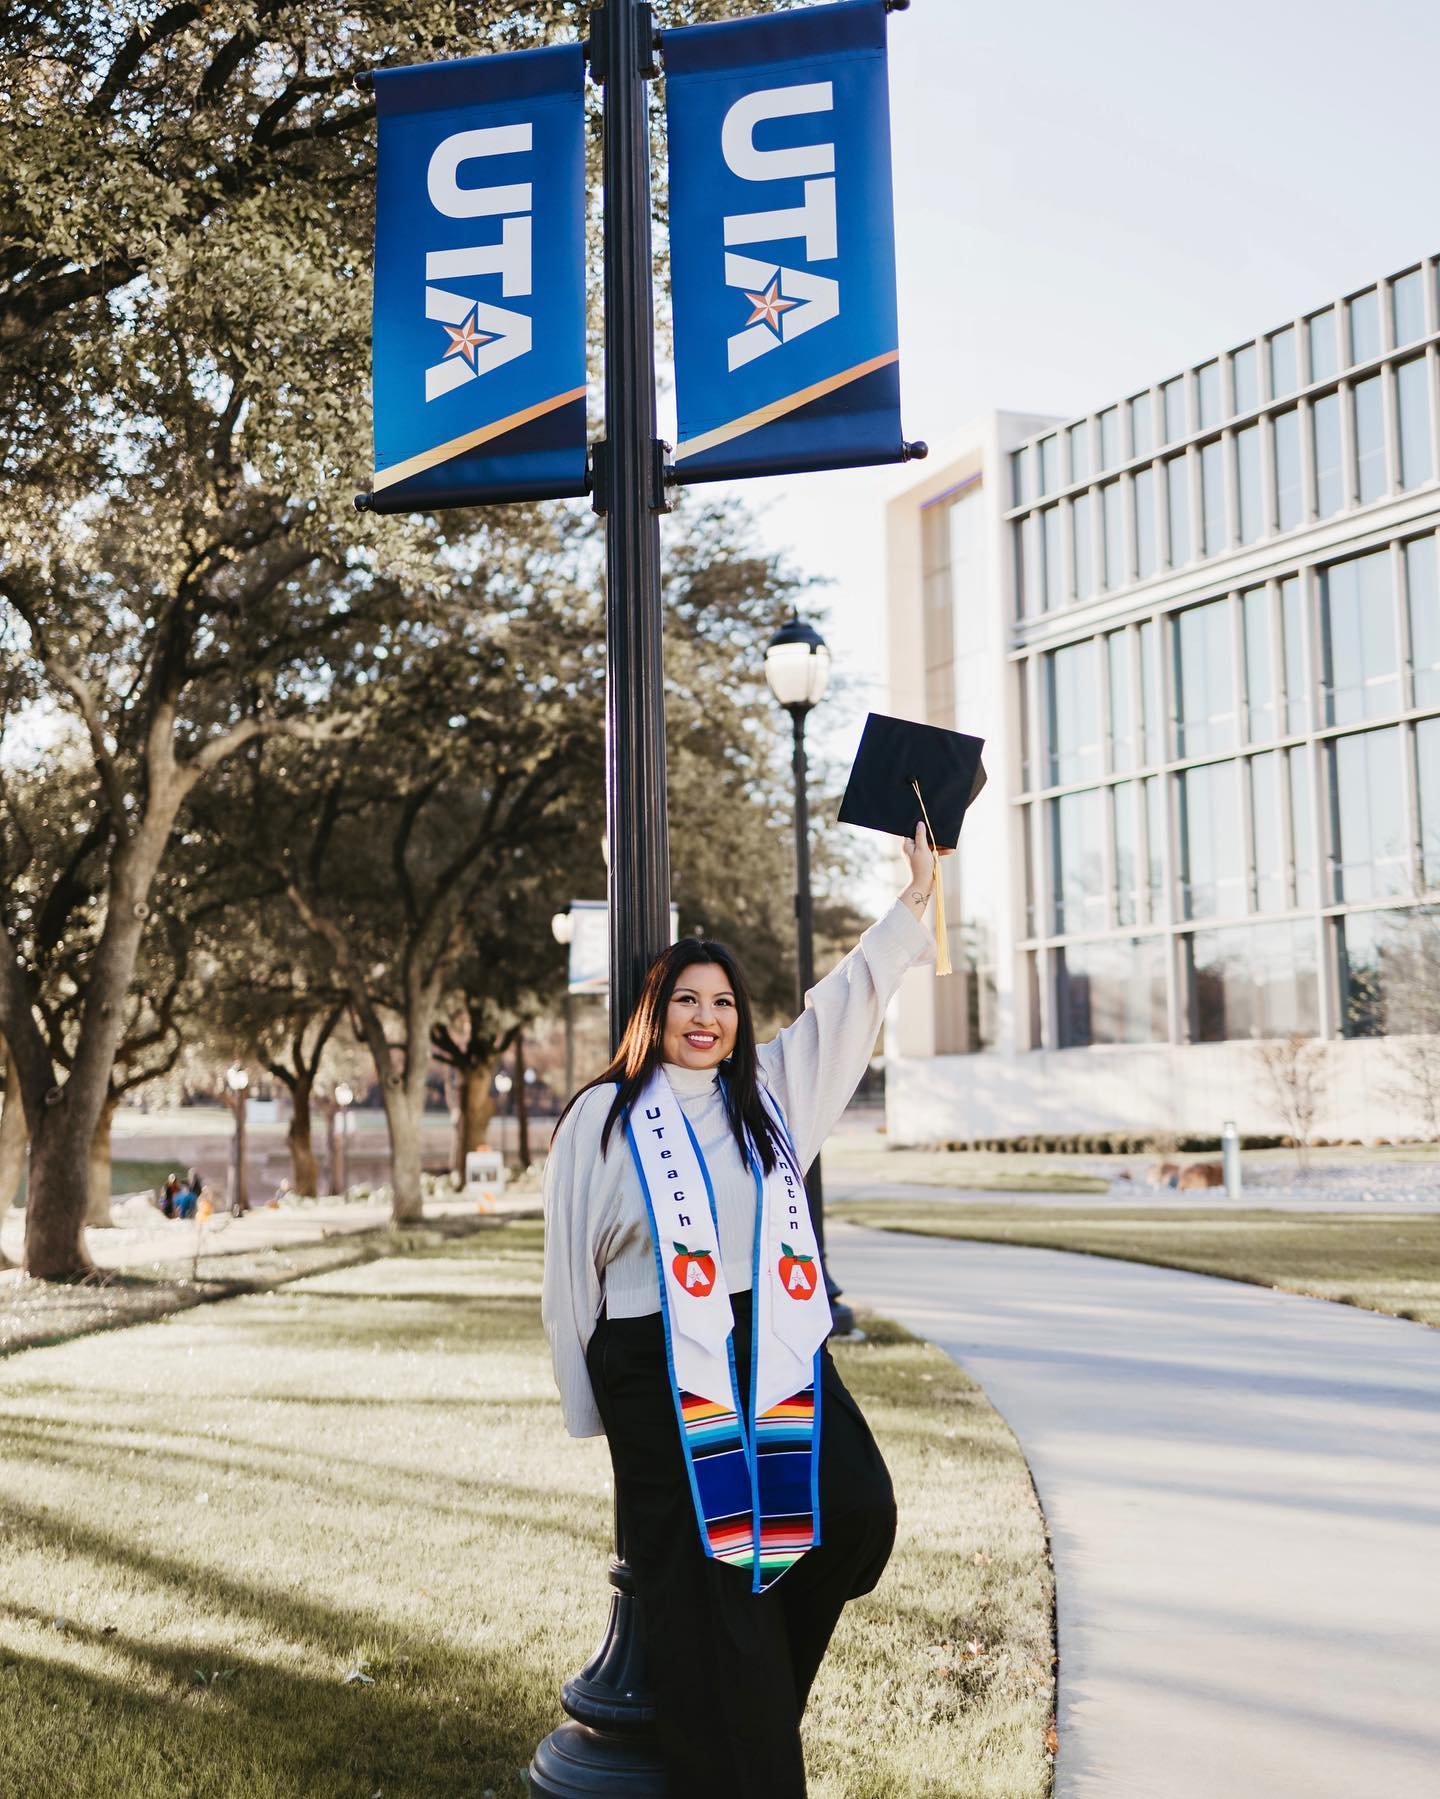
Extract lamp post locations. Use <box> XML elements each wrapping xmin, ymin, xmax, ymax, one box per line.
<box><xmin>333</xmin><ymin>1083</ymin><xmax>354</xmax><ymax>1197</ymax></box>
<box><xmin>551</xmin><ymin>909</ymin><xmax>576</xmax><ymax>1098</ymax></box>
<box><xmin>764</xmin><ymin>617</ymin><xmax>854</xmax><ymax>1338</ymax></box>
<box><xmin>493</xmin><ymin>1068</ymin><xmax>514</xmax><ymax>1162</ymax></box>
<box><xmin>225</xmin><ymin>1064</ymin><xmax>250</xmax><ymax>1217</ymax></box>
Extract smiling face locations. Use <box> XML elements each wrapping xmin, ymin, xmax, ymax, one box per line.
<box><xmin>662</xmin><ymin>961</ymin><xmax>740</xmax><ymax>1070</ymax></box>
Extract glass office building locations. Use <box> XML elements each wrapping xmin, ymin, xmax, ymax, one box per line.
<box><xmin>884</xmin><ymin>256</ymin><xmax>1440</xmax><ymax>1142</ymax></box>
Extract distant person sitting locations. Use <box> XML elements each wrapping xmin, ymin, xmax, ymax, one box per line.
<box><xmin>173</xmin><ymin>1179</ymin><xmax>198</xmax><ymax>1221</ymax></box>
<box><xmin>159</xmin><ymin>1174</ymin><xmax>180</xmax><ymax>1220</ymax></box>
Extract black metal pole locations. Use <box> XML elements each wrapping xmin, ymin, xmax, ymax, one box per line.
<box><xmin>529</xmin><ymin>4</ymin><xmax>669</xmax><ymax>1794</ymax></box>
<box><xmin>789</xmin><ymin>706</ymin><xmax>855</xmax><ymax>1338</ymax></box>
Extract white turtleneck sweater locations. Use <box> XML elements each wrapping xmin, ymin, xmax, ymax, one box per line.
<box><xmin>541</xmin><ymin>897</ymin><xmax>934</xmax><ymax>1437</ymax></box>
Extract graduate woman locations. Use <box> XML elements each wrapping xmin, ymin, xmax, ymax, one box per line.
<box><xmin>541</xmin><ymin>825</ymin><xmax>940</xmax><ymax>1796</ymax></box>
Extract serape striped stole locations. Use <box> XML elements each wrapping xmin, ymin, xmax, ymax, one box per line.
<box><xmin>625</xmin><ymin>1075</ymin><xmax>825</xmax><ymax>1595</ymax></box>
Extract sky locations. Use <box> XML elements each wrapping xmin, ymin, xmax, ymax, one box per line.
<box><xmin>654</xmin><ymin>0</ymin><xmax>1440</xmax><ymax>785</ymax></box>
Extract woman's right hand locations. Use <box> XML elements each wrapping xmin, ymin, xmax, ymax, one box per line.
<box><xmin>899</xmin><ymin>821</ymin><xmax>948</xmax><ymax>919</ymax></box>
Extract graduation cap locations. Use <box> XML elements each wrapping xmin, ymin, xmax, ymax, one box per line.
<box><xmin>836</xmin><ymin>713</ymin><xmax>988</xmax><ymax>978</ymax></box>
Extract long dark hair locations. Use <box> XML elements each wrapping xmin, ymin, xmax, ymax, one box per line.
<box><xmin>557</xmin><ymin>938</ymin><xmax>786</xmax><ymax>1174</ymax></box>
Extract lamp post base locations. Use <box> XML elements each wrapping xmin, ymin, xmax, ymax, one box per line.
<box><xmin>528</xmin><ymin>1553</ymin><xmax>666</xmax><ymax>1798</ymax></box>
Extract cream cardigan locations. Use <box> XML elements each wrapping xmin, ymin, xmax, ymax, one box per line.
<box><xmin>540</xmin><ymin>898</ymin><xmax>933</xmax><ymax>1437</ymax></box>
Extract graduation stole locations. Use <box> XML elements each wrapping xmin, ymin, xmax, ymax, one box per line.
<box><xmin>624</xmin><ymin>1068</ymin><xmax>832</xmax><ymax>1594</ymax></box>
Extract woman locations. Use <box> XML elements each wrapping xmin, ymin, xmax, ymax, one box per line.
<box><xmin>542</xmin><ymin>827</ymin><xmax>938</xmax><ymax>1795</ymax></box>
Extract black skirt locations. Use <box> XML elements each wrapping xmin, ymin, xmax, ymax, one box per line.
<box><xmin>586</xmin><ymin>1288</ymin><xmax>897</xmax><ymax>1798</ymax></box>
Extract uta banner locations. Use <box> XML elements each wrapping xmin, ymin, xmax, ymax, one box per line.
<box><xmin>368</xmin><ymin>44</ymin><xmax>587</xmax><ymax>512</ymax></box>
<box><xmin>662</xmin><ymin>0</ymin><xmax>904</xmax><ymax>483</ymax></box>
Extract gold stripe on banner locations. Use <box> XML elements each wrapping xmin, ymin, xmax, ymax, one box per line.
<box><xmin>372</xmin><ymin>386</ymin><xmax>589</xmax><ymax>492</ymax></box>
<box><xmin>672</xmin><ymin>350</ymin><xmax>900</xmax><ymax>463</ymax></box>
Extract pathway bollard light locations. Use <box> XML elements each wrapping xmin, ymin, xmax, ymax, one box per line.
<box><xmin>334</xmin><ymin>1083</ymin><xmax>354</xmax><ymax>1197</ymax></box>
<box><xmin>225</xmin><ymin>1064</ymin><xmax>250</xmax><ymax>1217</ymax></box>
<box><xmin>1222</xmin><ymin>1119</ymin><xmax>1242</xmax><ymax>1199</ymax></box>
<box><xmin>764</xmin><ymin>615</ymin><xmax>856</xmax><ymax>1339</ymax></box>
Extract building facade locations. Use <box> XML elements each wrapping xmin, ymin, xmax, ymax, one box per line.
<box><xmin>886</xmin><ymin>256</ymin><xmax>1440</xmax><ymax>1144</ymax></box>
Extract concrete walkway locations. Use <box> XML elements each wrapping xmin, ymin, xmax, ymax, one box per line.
<box><xmin>828</xmin><ymin>1221</ymin><xmax>1440</xmax><ymax>1799</ymax></box>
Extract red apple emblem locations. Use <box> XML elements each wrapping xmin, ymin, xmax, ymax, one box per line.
<box><xmin>671</xmin><ymin>1242</ymin><xmax>716</xmax><ymax>1295</ymax></box>
<box><xmin>778</xmin><ymin>1241</ymin><xmax>817</xmax><ymax>1299</ymax></box>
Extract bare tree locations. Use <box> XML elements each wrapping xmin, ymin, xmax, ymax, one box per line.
<box><xmin>1258</xmin><ymin>1034</ymin><xmax>1328</xmax><ymax>1173</ymax></box>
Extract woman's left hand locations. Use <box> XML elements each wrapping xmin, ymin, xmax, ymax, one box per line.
<box><xmin>898</xmin><ymin>821</ymin><xmax>951</xmax><ymax>917</ymax></box>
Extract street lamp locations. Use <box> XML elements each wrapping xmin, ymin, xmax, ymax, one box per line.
<box><xmin>225</xmin><ymin>1063</ymin><xmax>250</xmax><ymax>1217</ymax></box>
<box><xmin>552</xmin><ymin>909</ymin><xmax>576</xmax><ymax>1098</ymax></box>
<box><xmin>764</xmin><ymin>616</ymin><xmax>854</xmax><ymax>1337</ymax></box>
<box><xmin>494</xmin><ymin>1068</ymin><xmax>514</xmax><ymax>1161</ymax></box>
<box><xmin>333</xmin><ymin>1082</ymin><xmax>354</xmax><ymax>1197</ymax></box>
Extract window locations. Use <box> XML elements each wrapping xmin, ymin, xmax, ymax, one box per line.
<box><xmin>1313</xmin><ymin>392</ymin><xmax>1343</xmax><ymax>517</ymax></box>
<box><xmin>1129</xmin><ymin>392</ymin><xmax>1154</xmax><ymax>458</ymax></box>
<box><xmin>1011</xmin><ymin>447</ymin><xmax>1031</xmax><ymax>507</ymax></box>
<box><xmin>1335</xmin><ymin>909</ymin><xmax>1440</xmax><ymax>1038</ymax></box>
<box><xmin>1392</xmin><ymin>269</ymin><xmax>1425</xmax><ymax>348</ymax></box>
<box><xmin>1051</xmin><ymin>788</ymin><xmax>1106</xmax><ymax>932</ymax></box>
<box><xmin>1231</xmin><ymin>344</ymin><xmax>1258</xmax><ymax>415</ymax></box>
<box><xmin>1068</xmin><ymin>421</ymin><xmax>1091</xmax><ymax>485</ymax></box>
<box><xmin>1017</xmin><ymin>517</ymin><xmax>1039</xmax><ymax>618</ymax></box>
<box><xmin>1200</xmin><ymin>439</ymin><xmax>1226</xmax><ymax>556</ymax></box>
<box><xmin>1307</xmin><ymin>308</ymin><xmax>1338</xmax><ymax>383</ymax></box>
<box><xmin>1175</xmin><ymin>598</ymin><xmax>1237</xmax><ymax>757</ymax></box>
<box><xmin>1101</xmin><ymin>482</ymin><xmax>1124</xmax><ymax>589</ymax></box>
<box><xmin>1408</xmin><ymin>535</ymin><xmax>1440</xmax><ymax>708</ymax></box>
<box><xmin>1140</xmin><ymin>619</ymin><xmax>1164</xmax><ymax>766</ymax></box>
<box><xmin>1165</xmin><ymin>455</ymin><xmax>1190</xmax><ymax>565</ymax></box>
<box><xmin>1268</xmin><ymin>326</ymin><xmax>1297</xmax><ymax>398</ymax></box>
<box><xmin>1281</xmin><ymin>576</ymin><xmax>1308</xmax><ymax>734</ymax></box>
<box><xmin>1113</xmin><ymin>782</ymin><xmax>1139</xmax><ymax>925</ymax></box>
<box><xmin>1108</xmin><ymin>631</ymin><xmax>1135</xmax><ymax>773</ymax></box>
<box><xmin>1098</xmin><ymin>408</ymin><xmax>1120</xmax><ymax>470</ymax></box>
<box><xmin>1348</xmin><ymin>288</ymin><xmax>1381</xmax><ymax>364</ymax></box>
<box><xmin>1289</xmin><ymin>747</ymin><xmax>1315</xmax><ymax>905</ymax></box>
<box><xmin>1235</xmin><ymin>424</ymin><xmax>1262</xmax><ymax>545</ymax></box>
<box><xmin>1047</xmin><ymin>641</ymin><xmax>1102</xmax><ymax>785</ymax></box>
<box><xmin>1249</xmin><ymin>751</ymin><xmax>1285</xmax><ymax>912</ymax></box>
<box><xmin>1329</xmin><ymin>726</ymin><xmax>1408</xmax><ymax>902</ymax></box>
<box><xmin>1134</xmin><ymin>466</ymin><xmax>1158</xmax><ymax>578</ymax></box>
<box><xmin>1072</xmin><ymin>493</ymin><xmax>1095</xmax><ymax>600</ymax></box>
<box><xmin>1019</xmin><ymin>669</ymin><xmax>1032</xmax><ymax>791</ymax></box>
<box><xmin>1322</xmin><ymin>549</ymin><xmax>1398</xmax><ymax>724</ymax></box>
<box><xmin>1042</xmin><ymin>507</ymin><xmax>1062</xmax><ymax>610</ymax></box>
<box><xmin>1353</xmin><ymin>373</ymin><xmax>1386</xmax><ymax>504</ymax></box>
<box><xmin>1144</xmin><ymin>775</ymin><xmax>1166</xmax><ymax>921</ymax></box>
<box><xmin>1179</xmin><ymin>761</ymin><xmax>1244</xmax><ymax>919</ymax></box>
<box><xmin>1417</xmin><ymin>718</ymin><xmax>1440</xmax><ymax>891</ymax></box>
<box><xmin>1273</xmin><ymin>408</ymin><xmax>1303</xmax><ymax>531</ymax></box>
<box><xmin>1397</xmin><ymin>357</ymin><xmax>1432</xmax><ymax>490</ymax></box>
<box><xmin>1188</xmin><ymin>923</ymin><xmax>1318</xmax><ymax>1041</ymax></box>
<box><xmin>1055</xmin><ymin>938</ymin><xmax>1166</xmax><ymax>1046</ymax></box>
<box><xmin>1162</xmin><ymin>377</ymin><xmax>1186</xmax><ymax>444</ymax></box>
<box><xmin>1196</xmin><ymin>361</ymin><xmax>1221</xmax><ymax>430</ymax></box>
<box><xmin>1039</xmin><ymin>435</ymin><xmax>1059</xmax><ymax>495</ymax></box>
<box><xmin>1243</xmin><ymin>586</ymin><xmax>1276</xmax><ymax>742</ymax></box>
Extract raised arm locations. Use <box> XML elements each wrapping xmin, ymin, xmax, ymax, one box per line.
<box><xmin>757</xmin><ymin>826</ymin><xmax>939</xmax><ymax>1168</ymax></box>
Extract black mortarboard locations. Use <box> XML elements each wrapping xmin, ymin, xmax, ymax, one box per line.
<box><xmin>836</xmin><ymin>713</ymin><xmax>987</xmax><ymax>851</ymax></box>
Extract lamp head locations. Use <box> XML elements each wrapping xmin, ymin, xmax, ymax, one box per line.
<box><xmin>334</xmin><ymin>1082</ymin><xmax>354</xmax><ymax>1109</ymax></box>
<box><xmin>764</xmin><ymin>616</ymin><xmax>831</xmax><ymax>713</ymax></box>
<box><xmin>225</xmin><ymin>1063</ymin><xmax>250</xmax><ymax>1094</ymax></box>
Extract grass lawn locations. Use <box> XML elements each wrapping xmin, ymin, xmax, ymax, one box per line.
<box><xmin>832</xmin><ymin>1200</ymin><xmax>1440</xmax><ymax>1328</ymax></box>
<box><xmin>823</xmin><ymin>1142</ymin><xmax>1109</xmax><ymax>1195</ymax></box>
<box><xmin>0</xmin><ymin>1220</ymin><xmax>1055</xmax><ymax>1798</ymax></box>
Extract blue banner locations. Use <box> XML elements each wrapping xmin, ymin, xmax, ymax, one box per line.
<box><xmin>662</xmin><ymin>0</ymin><xmax>903</xmax><ymax>483</ymax></box>
<box><xmin>369</xmin><ymin>45</ymin><xmax>587</xmax><ymax>512</ymax></box>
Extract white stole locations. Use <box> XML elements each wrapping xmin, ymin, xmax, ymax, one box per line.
<box><xmin>629</xmin><ymin>1067</ymin><xmax>831</xmax><ymax>1415</ymax></box>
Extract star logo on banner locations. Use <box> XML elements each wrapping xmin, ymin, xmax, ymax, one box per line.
<box><xmin>441</xmin><ymin>307</ymin><xmax>497</xmax><ymax>366</ymax></box>
<box><xmin>741</xmin><ymin>276</ymin><xmax>798</xmax><ymax>338</ymax></box>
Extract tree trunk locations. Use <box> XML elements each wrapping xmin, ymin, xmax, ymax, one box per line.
<box><xmin>458</xmin><ymin>1060</ymin><xmax>498</xmax><ymax>1164</ymax></box>
<box><xmin>23</xmin><ymin>1104</ymin><xmax>97</xmax><ymax>1279</ymax></box>
<box><xmin>514</xmin><ymin>1035</ymin><xmax>530</xmax><ymax>1168</ymax></box>
<box><xmin>84</xmin><ymin>1095</ymin><xmax>118</xmax><ymax>1227</ymax></box>
<box><xmin>0</xmin><ymin>1038</ymin><xmax>27</xmax><ymax>1267</ymax></box>
<box><xmin>382</xmin><ymin>1079</ymin><xmax>424</xmax><ymax>1223</ymax></box>
<box><xmin>288</xmin><ymin>1076</ymin><xmax>320</xmax><ymax>1197</ymax></box>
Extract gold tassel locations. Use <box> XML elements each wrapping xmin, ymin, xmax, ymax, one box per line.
<box><xmin>910</xmin><ymin>780</ymin><xmax>953</xmax><ymax>978</ymax></box>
